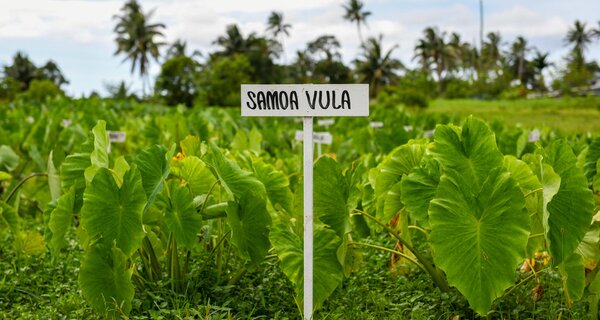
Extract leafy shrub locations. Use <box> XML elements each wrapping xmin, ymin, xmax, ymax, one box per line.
<box><xmin>197</xmin><ymin>54</ymin><xmax>253</xmax><ymax>107</ymax></box>
<box><xmin>155</xmin><ymin>56</ymin><xmax>199</xmax><ymax>107</ymax></box>
<box><xmin>18</xmin><ymin>79</ymin><xmax>63</xmax><ymax>102</ymax></box>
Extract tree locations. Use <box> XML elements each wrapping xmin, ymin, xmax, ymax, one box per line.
<box><xmin>165</xmin><ymin>39</ymin><xmax>201</xmax><ymax>60</ymax></box>
<box><xmin>3</xmin><ymin>52</ymin><xmax>38</xmax><ymax>90</ymax></box>
<box><xmin>198</xmin><ymin>55</ymin><xmax>253</xmax><ymax>106</ymax></box>
<box><xmin>531</xmin><ymin>50</ymin><xmax>552</xmax><ymax>92</ymax></box>
<box><xmin>266</xmin><ymin>11</ymin><xmax>291</xmax><ymax>62</ymax></box>
<box><xmin>509</xmin><ymin>36</ymin><xmax>529</xmax><ymax>84</ymax></box>
<box><xmin>113</xmin><ymin>0</ymin><xmax>166</xmax><ymax>96</ymax></box>
<box><xmin>104</xmin><ymin>81</ymin><xmax>137</xmax><ymax>100</ymax></box>
<box><xmin>305</xmin><ymin>35</ymin><xmax>351</xmax><ymax>83</ymax></box>
<box><xmin>39</xmin><ymin>61</ymin><xmax>69</xmax><ymax>88</ymax></box>
<box><xmin>565</xmin><ymin>20</ymin><xmax>594</xmax><ymax>58</ymax></box>
<box><xmin>155</xmin><ymin>56</ymin><xmax>199</xmax><ymax>107</ymax></box>
<box><xmin>342</xmin><ymin>0</ymin><xmax>371</xmax><ymax>44</ymax></box>
<box><xmin>354</xmin><ymin>35</ymin><xmax>403</xmax><ymax>97</ymax></box>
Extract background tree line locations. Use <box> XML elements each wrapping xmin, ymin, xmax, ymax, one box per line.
<box><xmin>1</xmin><ymin>0</ymin><xmax>600</xmax><ymax>107</ymax></box>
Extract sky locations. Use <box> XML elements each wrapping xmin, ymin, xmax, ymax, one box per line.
<box><xmin>1</xmin><ymin>0</ymin><xmax>599</xmax><ymax>96</ymax></box>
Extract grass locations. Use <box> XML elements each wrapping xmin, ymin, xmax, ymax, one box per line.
<box><xmin>426</xmin><ymin>97</ymin><xmax>600</xmax><ymax>134</ymax></box>
<box><xmin>1</xmin><ymin>221</ymin><xmax>589</xmax><ymax>319</ymax></box>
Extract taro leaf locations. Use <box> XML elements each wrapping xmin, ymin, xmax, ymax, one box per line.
<box><xmin>205</xmin><ymin>142</ymin><xmax>265</xmax><ymax>199</ymax></box>
<box><xmin>505</xmin><ymin>155</ymin><xmax>547</xmax><ymax>255</ymax></box>
<box><xmin>79</xmin><ymin>245</ymin><xmax>135</xmax><ymax>318</ymax></box>
<box><xmin>585</xmin><ymin>137</ymin><xmax>600</xmax><ymax>182</ymax></box>
<box><xmin>180</xmin><ymin>135</ymin><xmax>202</xmax><ymax>157</ymax></box>
<box><xmin>576</xmin><ymin>211</ymin><xmax>600</xmax><ymax>269</ymax></box>
<box><xmin>252</xmin><ymin>159</ymin><xmax>293</xmax><ymax>214</ymax></box>
<box><xmin>270</xmin><ymin>224</ymin><xmax>343</xmax><ymax>312</ymax></box>
<box><xmin>231</xmin><ymin>130</ymin><xmax>248</xmax><ymax>151</ymax></box>
<box><xmin>48</xmin><ymin>150</ymin><xmax>61</xmax><ymax>201</ymax></box>
<box><xmin>544</xmin><ymin>140</ymin><xmax>595</xmax><ymax>265</ymax></box>
<box><xmin>374</xmin><ymin>140</ymin><xmax>428</xmax><ymax>215</ymax></box>
<box><xmin>587</xmin><ymin>268</ymin><xmax>600</xmax><ymax>318</ymax></box>
<box><xmin>163</xmin><ymin>181</ymin><xmax>202</xmax><ymax>250</ymax></box>
<box><xmin>84</xmin><ymin>120</ymin><xmax>109</xmax><ymax>183</ymax></box>
<box><xmin>314</xmin><ymin>156</ymin><xmax>351</xmax><ymax>238</ymax></box>
<box><xmin>559</xmin><ymin>253</ymin><xmax>585</xmax><ymax>306</ymax></box>
<box><xmin>401</xmin><ymin>158</ymin><xmax>442</xmax><ymax>225</ymax></box>
<box><xmin>428</xmin><ymin>118</ymin><xmax>528</xmax><ymax>315</ymax></box>
<box><xmin>429</xmin><ymin>168</ymin><xmax>528</xmax><ymax>315</ymax></box>
<box><xmin>14</xmin><ymin>231</ymin><xmax>45</xmax><ymax>255</ymax></box>
<box><xmin>48</xmin><ymin>187</ymin><xmax>75</xmax><ymax>254</ymax></box>
<box><xmin>0</xmin><ymin>201</ymin><xmax>19</xmax><ymax>233</ymax></box>
<box><xmin>226</xmin><ymin>196</ymin><xmax>271</xmax><ymax>267</ymax></box>
<box><xmin>60</xmin><ymin>152</ymin><xmax>91</xmax><ymax>213</ymax></box>
<box><xmin>81</xmin><ymin>167</ymin><xmax>146</xmax><ymax>256</ymax></box>
<box><xmin>135</xmin><ymin>145</ymin><xmax>169</xmax><ymax>212</ymax></box>
<box><xmin>170</xmin><ymin>156</ymin><xmax>216</xmax><ymax>197</ymax></box>
<box><xmin>0</xmin><ymin>145</ymin><xmax>19</xmax><ymax>172</ymax></box>
<box><xmin>0</xmin><ymin>171</ymin><xmax>11</xmax><ymax>181</ymax></box>
<box><xmin>249</xmin><ymin>127</ymin><xmax>262</xmax><ymax>154</ymax></box>
<box><xmin>112</xmin><ymin>156</ymin><xmax>130</xmax><ymax>186</ymax></box>
<box><xmin>430</xmin><ymin>117</ymin><xmax>504</xmax><ymax>184</ymax></box>
<box><xmin>382</xmin><ymin>181</ymin><xmax>403</xmax><ymax>224</ymax></box>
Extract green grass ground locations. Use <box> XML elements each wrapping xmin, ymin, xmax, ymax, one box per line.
<box><xmin>426</xmin><ymin>97</ymin><xmax>600</xmax><ymax>134</ymax></box>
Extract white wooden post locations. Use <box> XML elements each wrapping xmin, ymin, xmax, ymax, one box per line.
<box><xmin>303</xmin><ymin>116</ymin><xmax>314</xmax><ymax>319</ymax></box>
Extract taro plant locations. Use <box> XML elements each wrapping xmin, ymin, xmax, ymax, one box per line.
<box><xmin>359</xmin><ymin>116</ymin><xmax>597</xmax><ymax>315</ymax></box>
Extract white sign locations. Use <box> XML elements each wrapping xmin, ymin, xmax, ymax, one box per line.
<box><xmin>108</xmin><ymin>131</ymin><xmax>126</xmax><ymax>143</ymax></box>
<box><xmin>295</xmin><ymin>131</ymin><xmax>333</xmax><ymax>145</ymax></box>
<box><xmin>528</xmin><ymin>129</ymin><xmax>540</xmax><ymax>142</ymax></box>
<box><xmin>403</xmin><ymin>125</ymin><xmax>413</xmax><ymax>132</ymax></box>
<box><xmin>241</xmin><ymin>84</ymin><xmax>369</xmax><ymax>117</ymax></box>
<box><xmin>317</xmin><ymin>119</ymin><xmax>335</xmax><ymax>127</ymax></box>
<box><xmin>370</xmin><ymin>121</ymin><xmax>384</xmax><ymax>128</ymax></box>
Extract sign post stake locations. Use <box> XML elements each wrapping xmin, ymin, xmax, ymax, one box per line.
<box><xmin>303</xmin><ymin>116</ymin><xmax>314</xmax><ymax>320</ymax></box>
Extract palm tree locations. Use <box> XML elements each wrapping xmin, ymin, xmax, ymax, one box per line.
<box><xmin>113</xmin><ymin>0</ymin><xmax>166</xmax><ymax>95</ymax></box>
<box><xmin>354</xmin><ymin>35</ymin><xmax>403</xmax><ymax>97</ymax></box>
<box><xmin>531</xmin><ymin>50</ymin><xmax>552</xmax><ymax>92</ymax></box>
<box><xmin>565</xmin><ymin>20</ymin><xmax>594</xmax><ymax>55</ymax></box>
<box><xmin>266</xmin><ymin>11</ymin><xmax>291</xmax><ymax>62</ymax></box>
<box><xmin>510</xmin><ymin>36</ymin><xmax>529</xmax><ymax>83</ymax></box>
<box><xmin>342</xmin><ymin>0</ymin><xmax>371</xmax><ymax>44</ymax></box>
<box><xmin>214</xmin><ymin>24</ymin><xmax>249</xmax><ymax>56</ymax></box>
<box><xmin>165</xmin><ymin>39</ymin><xmax>202</xmax><ymax>60</ymax></box>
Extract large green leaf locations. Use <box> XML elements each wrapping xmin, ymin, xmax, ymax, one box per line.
<box><xmin>401</xmin><ymin>158</ymin><xmax>442</xmax><ymax>224</ymax></box>
<box><xmin>374</xmin><ymin>140</ymin><xmax>428</xmax><ymax>216</ymax></box>
<box><xmin>252</xmin><ymin>159</ymin><xmax>293</xmax><ymax>214</ymax></box>
<box><xmin>81</xmin><ymin>167</ymin><xmax>146</xmax><ymax>256</ymax></box>
<box><xmin>0</xmin><ymin>145</ymin><xmax>19</xmax><ymax>172</ymax></box>
<box><xmin>60</xmin><ymin>152</ymin><xmax>91</xmax><ymax>212</ymax></box>
<box><xmin>163</xmin><ymin>181</ymin><xmax>203</xmax><ymax>250</ymax></box>
<box><xmin>314</xmin><ymin>156</ymin><xmax>351</xmax><ymax>238</ymax></box>
<box><xmin>48</xmin><ymin>187</ymin><xmax>75</xmax><ymax>254</ymax></box>
<box><xmin>47</xmin><ymin>150</ymin><xmax>61</xmax><ymax>201</ymax></box>
<box><xmin>585</xmin><ymin>137</ymin><xmax>600</xmax><ymax>182</ymax></box>
<box><xmin>559</xmin><ymin>253</ymin><xmax>585</xmax><ymax>306</ymax></box>
<box><xmin>544</xmin><ymin>140</ymin><xmax>595</xmax><ymax>265</ymax></box>
<box><xmin>170</xmin><ymin>156</ymin><xmax>216</xmax><ymax>197</ymax></box>
<box><xmin>205</xmin><ymin>142</ymin><xmax>265</xmax><ymax>199</ymax></box>
<box><xmin>429</xmin><ymin>168</ymin><xmax>528</xmax><ymax>314</ymax></box>
<box><xmin>428</xmin><ymin>118</ymin><xmax>528</xmax><ymax>314</ymax></box>
<box><xmin>79</xmin><ymin>245</ymin><xmax>135</xmax><ymax>318</ymax></box>
<box><xmin>430</xmin><ymin>117</ymin><xmax>504</xmax><ymax>184</ymax></box>
<box><xmin>135</xmin><ymin>145</ymin><xmax>169</xmax><ymax>212</ymax></box>
<box><xmin>270</xmin><ymin>224</ymin><xmax>343</xmax><ymax>312</ymax></box>
<box><xmin>84</xmin><ymin>120</ymin><xmax>109</xmax><ymax>183</ymax></box>
<box><xmin>226</xmin><ymin>195</ymin><xmax>271</xmax><ymax>267</ymax></box>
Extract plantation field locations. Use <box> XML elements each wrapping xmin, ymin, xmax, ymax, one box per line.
<box><xmin>1</xmin><ymin>97</ymin><xmax>600</xmax><ymax>319</ymax></box>
<box><xmin>428</xmin><ymin>97</ymin><xmax>600</xmax><ymax>134</ymax></box>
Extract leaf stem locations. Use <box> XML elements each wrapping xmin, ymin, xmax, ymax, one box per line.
<box><xmin>5</xmin><ymin>172</ymin><xmax>47</xmax><ymax>202</ymax></box>
<box><xmin>353</xmin><ymin>242</ymin><xmax>426</xmax><ymax>273</ymax></box>
<box><xmin>354</xmin><ymin>209</ymin><xmax>450</xmax><ymax>291</ymax></box>
<box><xmin>524</xmin><ymin>188</ymin><xmax>543</xmax><ymax>198</ymax></box>
<box><xmin>408</xmin><ymin>225</ymin><xmax>429</xmax><ymax>237</ymax></box>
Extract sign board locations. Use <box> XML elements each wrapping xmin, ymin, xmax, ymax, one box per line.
<box><xmin>108</xmin><ymin>131</ymin><xmax>126</xmax><ymax>143</ymax></box>
<box><xmin>241</xmin><ymin>83</ymin><xmax>368</xmax><ymax>320</ymax></box>
<box><xmin>317</xmin><ymin>119</ymin><xmax>335</xmax><ymax>127</ymax></box>
<box><xmin>369</xmin><ymin>121</ymin><xmax>384</xmax><ymax>128</ymax></box>
<box><xmin>295</xmin><ymin>131</ymin><xmax>333</xmax><ymax>145</ymax></box>
<box><xmin>241</xmin><ymin>84</ymin><xmax>369</xmax><ymax>117</ymax></box>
